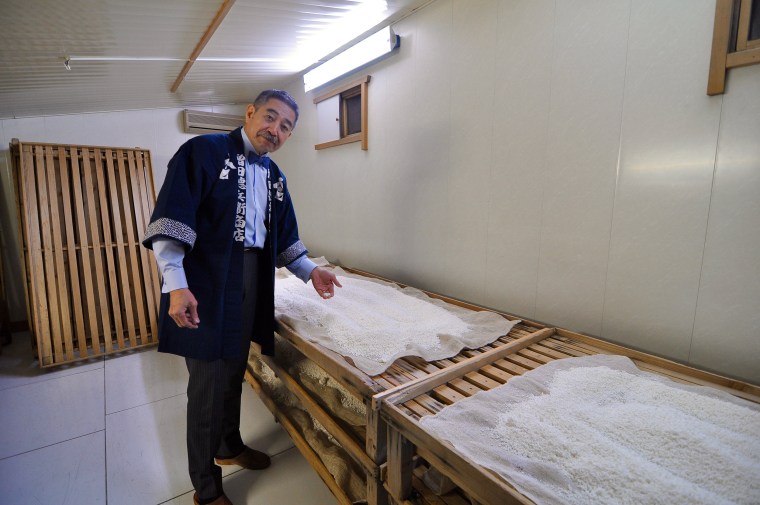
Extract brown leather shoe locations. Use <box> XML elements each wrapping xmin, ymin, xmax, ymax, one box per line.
<box><xmin>192</xmin><ymin>492</ymin><xmax>233</xmax><ymax>505</ymax></box>
<box><xmin>215</xmin><ymin>445</ymin><xmax>271</xmax><ymax>470</ymax></box>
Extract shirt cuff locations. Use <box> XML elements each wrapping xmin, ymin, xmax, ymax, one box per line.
<box><xmin>161</xmin><ymin>268</ymin><xmax>189</xmax><ymax>293</ymax></box>
<box><xmin>286</xmin><ymin>255</ymin><xmax>318</xmax><ymax>283</ymax></box>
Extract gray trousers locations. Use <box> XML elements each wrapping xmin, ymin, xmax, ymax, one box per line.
<box><xmin>185</xmin><ymin>249</ymin><xmax>260</xmax><ymax>501</ymax></box>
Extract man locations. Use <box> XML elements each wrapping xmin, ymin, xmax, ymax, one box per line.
<box><xmin>142</xmin><ymin>89</ymin><xmax>341</xmax><ymax>505</ymax></box>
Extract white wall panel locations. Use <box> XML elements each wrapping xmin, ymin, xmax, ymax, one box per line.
<box><xmin>341</xmin><ymin>63</ymin><xmax>397</xmax><ymax>274</ymax></box>
<box><xmin>534</xmin><ymin>0</ymin><xmax>630</xmax><ymax>335</ymax></box>
<box><xmin>151</xmin><ymin>108</ymin><xmax>209</xmax><ymax>189</ymax></box>
<box><xmin>391</xmin><ymin>0</ymin><xmax>452</xmax><ymax>294</ymax></box>
<box><xmin>349</xmin><ymin>15</ymin><xmax>419</xmax><ymax>280</ymax></box>
<box><xmin>484</xmin><ymin>0</ymin><xmax>554</xmax><ymax>318</ymax></box>
<box><xmin>602</xmin><ymin>0</ymin><xmax>721</xmax><ymax>361</ymax></box>
<box><xmin>443</xmin><ymin>0</ymin><xmax>498</xmax><ymax>305</ymax></box>
<box><xmin>690</xmin><ymin>66</ymin><xmax>760</xmax><ymax>383</ymax></box>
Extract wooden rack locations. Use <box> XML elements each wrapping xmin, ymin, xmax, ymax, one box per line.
<box><xmin>378</xmin><ymin>327</ymin><xmax>760</xmax><ymax>505</ymax></box>
<box><xmin>10</xmin><ymin>139</ymin><xmax>161</xmax><ymax>366</ymax></box>
<box><xmin>245</xmin><ymin>266</ymin><xmax>549</xmax><ymax>505</ymax></box>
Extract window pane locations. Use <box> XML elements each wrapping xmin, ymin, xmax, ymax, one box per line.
<box><xmin>750</xmin><ymin>0</ymin><xmax>760</xmax><ymax>40</ymax></box>
<box><xmin>345</xmin><ymin>94</ymin><xmax>362</xmax><ymax>136</ymax></box>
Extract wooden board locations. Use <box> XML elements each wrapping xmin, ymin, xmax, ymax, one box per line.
<box><xmin>380</xmin><ymin>327</ymin><xmax>760</xmax><ymax>505</ymax></box>
<box><xmin>10</xmin><ymin>140</ymin><xmax>160</xmax><ymax>366</ymax></box>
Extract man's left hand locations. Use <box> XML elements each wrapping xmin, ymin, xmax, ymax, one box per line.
<box><xmin>310</xmin><ymin>267</ymin><xmax>342</xmax><ymax>299</ymax></box>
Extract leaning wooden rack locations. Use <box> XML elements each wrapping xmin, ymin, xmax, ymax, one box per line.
<box><xmin>10</xmin><ymin>139</ymin><xmax>161</xmax><ymax>366</ymax></box>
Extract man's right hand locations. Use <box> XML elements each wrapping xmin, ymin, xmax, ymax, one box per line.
<box><xmin>168</xmin><ymin>288</ymin><xmax>200</xmax><ymax>329</ymax></box>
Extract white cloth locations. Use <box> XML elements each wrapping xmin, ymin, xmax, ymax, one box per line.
<box><xmin>275</xmin><ymin>266</ymin><xmax>520</xmax><ymax>375</ymax></box>
<box><xmin>419</xmin><ymin>354</ymin><xmax>760</xmax><ymax>505</ymax></box>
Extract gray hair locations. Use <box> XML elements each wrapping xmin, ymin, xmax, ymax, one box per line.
<box><xmin>253</xmin><ymin>89</ymin><xmax>299</xmax><ymax>125</ymax></box>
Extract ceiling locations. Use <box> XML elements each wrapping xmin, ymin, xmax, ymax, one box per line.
<box><xmin>0</xmin><ymin>0</ymin><xmax>431</xmax><ymax>119</ymax></box>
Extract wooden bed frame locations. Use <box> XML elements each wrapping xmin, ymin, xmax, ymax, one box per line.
<box><xmin>376</xmin><ymin>326</ymin><xmax>760</xmax><ymax>505</ymax></box>
<box><xmin>244</xmin><ymin>266</ymin><xmax>549</xmax><ymax>505</ymax></box>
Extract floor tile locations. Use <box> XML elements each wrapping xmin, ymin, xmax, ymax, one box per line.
<box><xmin>0</xmin><ymin>332</ymin><xmax>103</xmax><ymax>392</ymax></box>
<box><xmin>105</xmin><ymin>346</ymin><xmax>188</xmax><ymax>413</ymax></box>
<box><xmin>0</xmin><ymin>367</ymin><xmax>104</xmax><ymax>459</ymax></box>
<box><xmin>0</xmin><ymin>431</ymin><xmax>106</xmax><ymax>505</ymax></box>
<box><xmin>164</xmin><ymin>447</ymin><xmax>338</xmax><ymax>505</ymax></box>
<box><xmin>106</xmin><ymin>384</ymin><xmax>294</xmax><ymax>505</ymax></box>
<box><xmin>106</xmin><ymin>394</ymin><xmax>190</xmax><ymax>505</ymax></box>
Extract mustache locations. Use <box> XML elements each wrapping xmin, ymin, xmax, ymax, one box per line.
<box><xmin>257</xmin><ymin>131</ymin><xmax>278</xmax><ymax>145</ymax></box>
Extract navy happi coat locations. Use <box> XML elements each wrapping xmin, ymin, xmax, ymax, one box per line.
<box><xmin>142</xmin><ymin>127</ymin><xmax>307</xmax><ymax>358</ymax></box>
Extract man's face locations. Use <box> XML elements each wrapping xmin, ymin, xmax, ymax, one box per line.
<box><xmin>243</xmin><ymin>98</ymin><xmax>296</xmax><ymax>155</ymax></box>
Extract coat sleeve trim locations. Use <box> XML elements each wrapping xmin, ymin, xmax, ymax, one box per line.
<box><xmin>144</xmin><ymin>217</ymin><xmax>197</xmax><ymax>248</ymax></box>
<box><xmin>277</xmin><ymin>240</ymin><xmax>307</xmax><ymax>268</ymax></box>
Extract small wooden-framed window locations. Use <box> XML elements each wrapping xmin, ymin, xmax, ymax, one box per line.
<box><xmin>708</xmin><ymin>0</ymin><xmax>760</xmax><ymax>95</ymax></box>
<box><xmin>314</xmin><ymin>75</ymin><xmax>370</xmax><ymax>151</ymax></box>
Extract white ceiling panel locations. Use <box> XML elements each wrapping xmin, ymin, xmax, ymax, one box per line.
<box><xmin>0</xmin><ymin>0</ymin><xmax>432</xmax><ymax>119</ymax></box>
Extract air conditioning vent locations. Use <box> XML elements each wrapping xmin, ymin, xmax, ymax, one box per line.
<box><xmin>183</xmin><ymin>109</ymin><xmax>244</xmax><ymax>134</ymax></box>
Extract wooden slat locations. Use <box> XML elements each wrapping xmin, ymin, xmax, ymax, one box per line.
<box><xmin>387</xmin><ymin>428</ymin><xmax>415</xmax><ymax>500</ymax></box>
<box><xmin>375</xmin><ymin>328</ymin><xmax>555</xmax><ymax>410</ymax></box>
<box><xmin>105</xmin><ymin>149</ymin><xmax>138</xmax><ymax>348</ymax></box>
<box><xmin>707</xmin><ymin>0</ymin><xmax>733</xmax><ymax>95</ymax></box>
<box><xmin>128</xmin><ymin>151</ymin><xmax>158</xmax><ymax>343</ymax></box>
<box><xmin>116</xmin><ymin>151</ymin><xmax>149</xmax><ymax>344</ymax></box>
<box><xmin>44</xmin><ymin>146</ymin><xmax>75</xmax><ymax>361</ymax></box>
<box><xmin>366</xmin><ymin>403</ymin><xmax>390</xmax><ymax>505</ymax></box>
<box><xmin>95</xmin><ymin>148</ymin><xmax>126</xmax><ymax>350</ymax></box>
<box><xmin>81</xmin><ymin>147</ymin><xmax>113</xmax><ymax>353</ymax></box>
<box><xmin>171</xmin><ymin>0</ymin><xmax>237</xmax><ymax>92</ymax></box>
<box><xmin>141</xmin><ymin>151</ymin><xmax>163</xmax><ymax>314</ymax></box>
<box><xmin>475</xmin><ymin>362</ymin><xmax>514</xmax><ymax>384</ymax></box>
<box><xmin>21</xmin><ymin>145</ymin><xmax>52</xmax><ymax>364</ymax></box>
<box><xmin>57</xmin><ymin>146</ymin><xmax>88</xmax><ymax>359</ymax></box>
<box><xmin>361</xmin><ymin>78</ymin><xmax>369</xmax><ymax>150</ymax></box>
<box><xmin>726</xmin><ymin>45</ymin><xmax>760</xmax><ymax>67</ymax></box>
<box><xmin>71</xmin><ymin>147</ymin><xmax>101</xmax><ymax>356</ymax></box>
<box><xmin>528</xmin><ymin>342</ymin><xmax>575</xmax><ymax>360</ymax></box>
<box><xmin>735</xmin><ymin>0</ymin><xmax>753</xmax><ymax>51</ymax></box>
<box><xmin>10</xmin><ymin>142</ymin><xmax>33</xmax><ymax>336</ymax></box>
<box><xmin>37</xmin><ymin>146</ymin><xmax>64</xmax><ymax>363</ymax></box>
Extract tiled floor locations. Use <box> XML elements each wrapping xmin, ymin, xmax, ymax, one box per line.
<box><xmin>0</xmin><ymin>333</ymin><xmax>339</xmax><ymax>505</ymax></box>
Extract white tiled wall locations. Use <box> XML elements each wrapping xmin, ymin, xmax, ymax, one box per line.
<box><xmin>277</xmin><ymin>0</ymin><xmax>760</xmax><ymax>383</ymax></box>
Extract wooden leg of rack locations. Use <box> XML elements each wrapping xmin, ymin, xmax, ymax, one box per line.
<box><xmin>366</xmin><ymin>405</ymin><xmax>388</xmax><ymax>505</ymax></box>
<box><xmin>387</xmin><ymin>429</ymin><xmax>415</xmax><ymax>501</ymax></box>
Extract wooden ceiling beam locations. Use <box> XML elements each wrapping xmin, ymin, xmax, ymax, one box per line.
<box><xmin>171</xmin><ymin>0</ymin><xmax>236</xmax><ymax>93</ymax></box>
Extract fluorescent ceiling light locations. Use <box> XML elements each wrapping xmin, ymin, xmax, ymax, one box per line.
<box><xmin>288</xmin><ymin>0</ymin><xmax>388</xmax><ymax>71</ymax></box>
<box><xmin>303</xmin><ymin>26</ymin><xmax>399</xmax><ymax>92</ymax></box>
